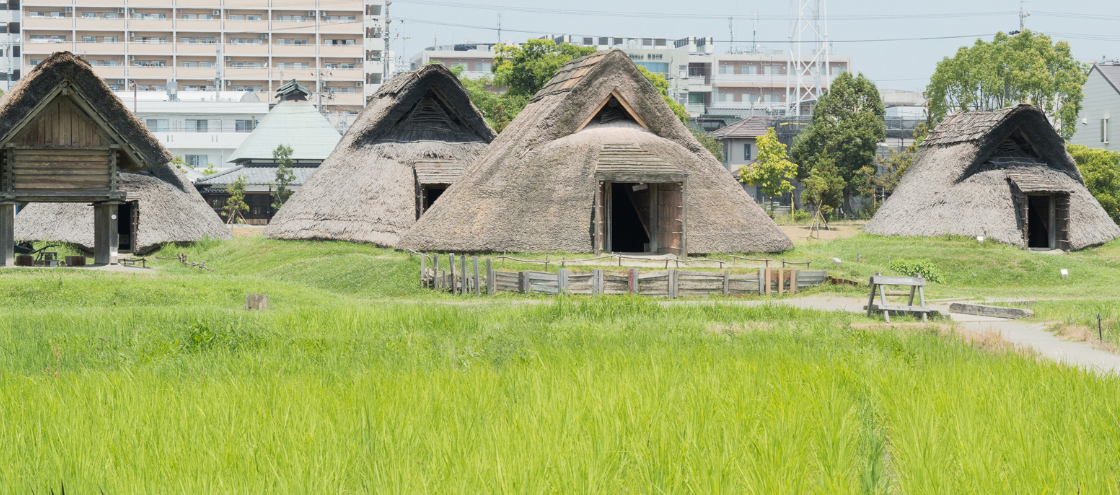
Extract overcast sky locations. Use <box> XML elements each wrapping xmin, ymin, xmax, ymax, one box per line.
<box><xmin>390</xmin><ymin>0</ymin><xmax>1119</xmax><ymax>92</ymax></box>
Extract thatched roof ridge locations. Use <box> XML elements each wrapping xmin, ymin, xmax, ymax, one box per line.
<box><xmin>0</xmin><ymin>51</ymin><xmax>171</xmax><ymax>171</ymax></box>
<box><xmin>15</xmin><ymin>164</ymin><xmax>232</xmax><ymax>254</ymax></box>
<box><xmin>262</xmin><ymin>64</ymin><xmax>495</xmax><ymax>246</ymax></box>
<box><xmin>398</xmin><ymin>49</ymin><xmax>793</xmax><ymax>254</ymax></box>
<box><xmin>865</xmin><ymin>104</ymin><xmax>1120</xmax><ymax>250</ymax></box>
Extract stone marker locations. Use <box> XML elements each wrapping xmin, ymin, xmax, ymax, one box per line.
<box><xmin>246</xmin><ymin>294</ymin><xmax>270</xmax><ymax>311</ymax></box>
<box><xmin>949</xmin><ymin>303</ymin><xmax>1033</xmax><ymax>319</ymax></box>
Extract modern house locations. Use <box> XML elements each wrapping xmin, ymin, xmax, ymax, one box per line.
<box><xmin>1069</xmin><ymin>62</ymin><xmax>1120</xmax><ymax>151</ymax></box>
<box><xmin>7</xmin><ymin>52</ymin><xmax>229</xmax><ymax>262</ymax></box>
<box><xmin>264</xmin><ymin>64</ymin><xmax>495</xmax><ymax>246</ymax></box>
<box><xmin>399</xmin><ymin>50</ymin><xmax>793</xmax><ymax>255</ymax></box>
<box><xmin>194</xmin><ymin>80</ymin><xmax>340</xmax><ymax>224</ymax></box>
<box><xmin>865</xmin><ymin>104</ymin><xmax>1120</xmax><ymax>251</ymax></box>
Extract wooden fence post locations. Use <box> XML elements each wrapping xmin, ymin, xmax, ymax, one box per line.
<box><xmin>757</xmin><ymin>269</ymin><xmax>764</xmax><ymax>296</ymax></box>
<box><xmin>449</xmin><ymin>253</ymin><xmax>456</xmax><ymax>295</ymax></box>
<box><xmin>592</xmin><ymin>268</ymin><xmax>600</xmax><ymax>297</ymax></box>
<box><xmin>790</xmin><ymin>270</ymin><xmax>798</xmax><ymax>295</ymax></box>
<box><xmin>765</xmin><ymin>269</ymin><xmax>771</xmax><ymax>296</ymax></box>
<box><xmin>519</xmin><ymin>271</ymin><xmax>526</xmax><ymax>294</ymax></box>
<box><xmin>420</xmin><ymin>254</ymin><xmax>426</xmax><ymax>288</ymax></box>
<box><xmin>628</xmin><ymin>268</ymin><xmax>639</xmax><ymax>294</ymax></box>
<box><xmin>668</xmin><ymin>269</ymin><xmax>677</xmax><ymax>299</ymax></box>
<box><xmin>486</xmin><ymin>259</ymin><xmax>495</xmax><ymax>295</ymax></box>
<box><xmin>473</xmin><ymin>256</ymin><xmax>480</xmax><ymax>296</ymax></box>
<box><xmin>558</xmin><ymin>268</ymin><xmax>569</xmax><ymax>295</ymax></box>
<box><xmin>460</xmin><ymin>255</ymin><xmax>467</xmax><ymax>296</ymax></box>
<box><xmin>778</xmin><ymin>269</ymin><xmax>784</xmax><ymax>296</ymax></box>
<box><xmin>433</xmin><ymin>254</ymin><xmax>440</xmax><ymax>290</ymax></box>
<box><xmin>723</xmin><ymin>269</ymin><xmax>730</xmax><ymax>296</ymax></box>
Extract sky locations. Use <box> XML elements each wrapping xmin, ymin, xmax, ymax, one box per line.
<box><xmin>389</xmin><ymin>0</ymin><xmax>1120</xmax><ymax>92</ymax></box>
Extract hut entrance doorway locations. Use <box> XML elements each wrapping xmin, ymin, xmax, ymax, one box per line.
<box><xmin>1025</xmin><ymin>194</ymin><xmax>1069</xmax><ymax>250</ymax></box>
<box><xmin>597</xmin><ymin>181</ymin><xmax>685</xmax><ymax>255</ymax></box>
<box><xmin>419</xmin><ymin>185</ymin><xmax>446</xmax><ymax>218</ymax></box>
<box><xmin>117</xmin><ymin>200</ymin><xmax>138</xmax><ymax>253</ymax></box>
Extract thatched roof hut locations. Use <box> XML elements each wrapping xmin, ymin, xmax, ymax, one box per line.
<box><xmin>865</xmin><ymin>104</ymin><xmax>1120</xmax><ymax>250</ymax></box>
<box><xmin>263</xmin><ymin>64</ymin><xmax>495</xmax><ymax>246</ymax></box>
<box><xmin>10</xmin><ymin>52</ymin><xmax>231</xmax><ymax>254</ymax></box>
<box><xmin>398</xmin><ymin>50</ymin><xmax>792</xmax><ymax>254</ymax></box>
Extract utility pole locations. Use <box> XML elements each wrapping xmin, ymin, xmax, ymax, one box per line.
<box><xmin>728</xmin><ymin>17</ymin><xmax>734</xmax><ymax>54</ymax></box>
<box><xmin>383</xmin><ymin>0</ymin><xmax>392</xmax><ymax>81</ymax></box>
<box><xmin>1019</xmin><ymin>0</ymin><xmax>1031</xmax><ymax>31</ymax></box>
<box><xmin>752</xmin><ymin>11</ymin><xmax>758</xmax><ymax>53</ymax></box>
<box><xmin>497</xmin><ymin>13</ymin><xmax>501</xmax><ymax>45</ymax></box>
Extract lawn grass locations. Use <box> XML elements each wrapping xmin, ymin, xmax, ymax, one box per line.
<box><xmin>1</xmin><ymin>236</ymin><xmax>1119</xmax><ymax>492</ymax></box>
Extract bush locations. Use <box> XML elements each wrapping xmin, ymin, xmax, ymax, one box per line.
<box><xmin>888</xmin><ymin>258</ymin><xmax>945</xmax><ymax>283</ymax></box>
<box><xmin>793</xmin><ymin>209</ymin><xmax>810</xmax><ymax>222</ymax></box>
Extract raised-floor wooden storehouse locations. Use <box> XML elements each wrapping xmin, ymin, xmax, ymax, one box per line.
<box><xmin>263</xmin><ymin>64</ymin><xmax>495</xmax><ymax>246</ymax></box>
<box><xmin>865</xmin><ymin>104</ymin><xmax>1120</xmax><ymax>250</ymax></box>
<box><xmin>2</xmin><ymin>52</ymin><xmax>230</xmax><ymax>265</ymax></box>
<box><xmin>398</xmin><ymin>50</ymin><xmax>792</xmax><ymax>255</ymax></box>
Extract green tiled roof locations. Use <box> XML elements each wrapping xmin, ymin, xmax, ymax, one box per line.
<box><xmin>227</xmin><ymin>100</ymin><xmax>342</xmax><ymax>164</ymax></box>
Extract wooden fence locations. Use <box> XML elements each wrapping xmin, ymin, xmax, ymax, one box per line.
<box><xmin>420</xmin><ymin>253</ymin><xmax>827</xmax><ymax>298</ymax></box>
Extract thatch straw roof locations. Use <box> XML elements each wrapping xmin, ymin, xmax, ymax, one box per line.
<box><xmin>0</xmin><ymin>51</ymin><xmax>171</xmax><ymax>171</ymax></box>
<box><xmin>7</xmin><ymin>51</ymin><xmax>231</xmax><ymax>252</ymax></box>
<box><xmin>263</xmin><ymin>64</ymin><xmax>495</xmax><ymax>246</ymax></box>
<box><xmin>397</xmin><ymin>50</ymin><xmax>792</xmax><ymax>254</ymax></box>
<box><xmin>865</xmin><ymin>104</ymin><xmax>1120</xmax><ymax>250</ymax></box>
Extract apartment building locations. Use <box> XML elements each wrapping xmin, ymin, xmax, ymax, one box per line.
<box><xmin>13</xmin><ymin>0</ymin><xmax>390</xmax><ymax>116</ymax></box>
<box><xmin>410</xmin><ymin>43</ymin><xmax>498</xmax><ymax>79</ymax></box>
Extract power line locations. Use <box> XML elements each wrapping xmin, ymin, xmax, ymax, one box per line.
<box><xmin>398</xmin><ymin>18</ymin><xmax>996</xmax><ymax>44</ymax></box>
<box><xmin>395</xmin><ymin>0</ymin><xmax>1016</xmax><ymax>21</ymax></box>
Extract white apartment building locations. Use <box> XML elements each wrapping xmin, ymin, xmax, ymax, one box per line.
<box><xmin>11</xmin><ymin>0</ymin><xmax>391</xmax><ymax>116</ymax></box>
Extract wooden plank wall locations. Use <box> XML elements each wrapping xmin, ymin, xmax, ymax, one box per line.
<box><xmin>11</xmin><ymin>149</ymin><xmax>112</xmax><ymax>191</ymax></box>
<box><xmin>657</xmin><ymin>183</ymin><xmax>683</xmax><ymax>255</ymax></box>
<box><xmin>13</xmin><ymin>97</ymin><xmax>107</xmax><ymax>149</ymax></box>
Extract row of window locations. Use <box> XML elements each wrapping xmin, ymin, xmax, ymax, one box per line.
<box><xmin>146</xmin><ymin>119</ymin><xmax>254</xmax><ymax>133</ymax></box>
<box><xmin>716</xmin><ymin>93</ymin><xmax>784</xmax><ymax>103</ymax></box>
<box><xmin>31</xmin><ymin>12</ymin><xmax>355</xmax><ymax>22</ymax></box>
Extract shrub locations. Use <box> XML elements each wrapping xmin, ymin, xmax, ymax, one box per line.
<box><xmin>888</xmin><ymin>258</ymin><xmax>945</xmax><ymax>283</ymax></box>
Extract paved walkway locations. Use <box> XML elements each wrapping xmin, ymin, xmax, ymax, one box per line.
<box><xmin>683</xmin><ymin>296</ymin><xmax>1120</xmax><ymax>376</ymax></box>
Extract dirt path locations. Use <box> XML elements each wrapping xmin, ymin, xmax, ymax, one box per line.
<box><xmin>678</xmin><ymin>296</ymin><xmax>1120</xmax><ymax>376</ymax></box>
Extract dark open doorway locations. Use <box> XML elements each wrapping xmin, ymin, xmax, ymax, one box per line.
<box><xmin>1027</xmin><ymin>195</ymin><xmax>1052</xmax><ymax>249</ymax></box>
<box><xmin>610</xmin><ymin>182</ymin><xmax>650</xmax><ymax>253</ymax></box>
<box><xmin>418</xmin><ymin>185</ymin><xmax>447</xmax><ymax>219</ymax></box>
<box><xmin>117</xmin><ymin>201</ymin><xmax>138</xmax><ymax>253</ymax></box>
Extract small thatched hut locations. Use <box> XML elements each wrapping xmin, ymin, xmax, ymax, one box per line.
<box><xmin>9</xmin><ymin>52</ymin><xmax>230</xmax><ymax>257</ymax></box>
<box><xmin>263</xmin><ymin>65</ymin><xmax>495</xmax><ymax>245</ymax></box>
<box><xmin>865</xmin><ymin>104</ymin><xmax>1120</xmax><ymax>250</ymax></box>
<box><xmin>398</xmin><ymin>50</ymin><xmax>792</xmax><ymax>255</ymax></box>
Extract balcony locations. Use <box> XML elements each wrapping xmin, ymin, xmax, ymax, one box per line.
<box><xmin>224</xmin><ymin>67</ymin><xmax>269</xmax><ymax>79</ymax></box>
<box><xmin>225</xmin><ymin>20</ymin><xmax>268</xmax><ymax>32</ymax></box>
<box><xmin>175</xmin><ymin>19</ymin><xmax>221</xmax><ymax>31</ymax></box>
<box><xmin>23</xmin><ymin>17</ymin><xmax>73</xmax><ymax>30</ymax></box>
<box><xmin>322</xmin><ymin>92</ymin><xmax>364</xmax><ymax>105</ymax></box>
<box><xmin>24</xmin><ymin>42</ymin><xmax>70</xmax><ymax>55</ymax></box>
<box><xmin>325</xmin><ymin>68</ymin><xmax>362</xmax><ymax>80</ymax></box>
<box><xmin>129</xmin><ymin>66</ymin><xmax>173</xmax><ymax>78</ymax></box>
<box><xmin>21</xmin><ymin>0</ymin><xmax>70</xmax><ymax>5</ymax></box>
<box><xmin>686</xmin><ymin>103</ymin><xmax>705</xmax><ymax>115</ymax></box>
<box><xmin>74</xmin><ymin>18</ymin><xmax>126</xmax><ymax>30</ymax></box>
<box><xmin>89</xmin><ymin>66</ymin><xmax>126</xmax><ymax>78</ymax></box>
<box><xmin>224</xmin><ymin>0</ymin><xmax>269</xmax><ymax>7</ymax></box>
<box><xmin>711</xmin><ymin>73</ymin><xmax>791</xmax><ymax>87</ymax></box>
<box><xmin>129</xmin><ymin>19</ymin><xmax>173</xmax><ymax>32</ymax></box>
<box><xmin>272</xmin><ymin>0</ymin><xmax>315</xmax><ymax>7</ymax></box>
<box><xmin>317</xmin><ymin>0</ymin><xmax>364</xmax><ymax>10</ymax></box>
<box><xmin>272</xmin><ymin>44</ymin><xmax>315</xmax><ymax>56</ymax></box>
<box><xmin>176</xmin><ymin>42</ymin><xmax>220</xmax><ymax>56</ymax></box>
<box><xmin>156</xmin><ymin>131</ymin><xmax>252</xmax><ymax>151</ymax></box>
<box><xmin>128</xmin><ymin>41</ymin><xmax>173</xmax><ymax>55</ymax></box>
<box><xmin>73</xmin><ymin>41</ymin><xmax>126</xmax><ymax>55</ymax></box>
<box><xmin>225</xmin><ymin>43</ymin><xmax>268</xmax><ymax>56</ymax></box>
<box><xmin>177</xmin><ymin>66</ymin><xmax>218</xmax><ymax>79</ymax></box>
<box><xmin>319</xmin><ymin>44</ymin><xmax>360</xmax><ymax>57</ymax></box>
<box><xmin>272</xmin><ymin>68</ymin><xmax>314</xmax><ymax>80</ymax></box>
<box><xmin>173</xmin><ymin>0</ymin><xmax>221</xmax><ymax>7</ymax></box>
<box><xmin>319</xmin><ymin>21</ymin><xmax>361</xmax><ymax>34</ymax></box>
<box><xmin>272</xmin><ymin>21</ymin><xmax>316</xmax><ymax>33</ymax></box>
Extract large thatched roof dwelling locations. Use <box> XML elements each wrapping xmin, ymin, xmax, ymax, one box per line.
<box><xmin>9</xmin><ymin>52</ymin><xmax>230</xmax><ymax>257</ymax></box>
<box><xmin>263</xmin><ymin>65</ymin><xmax>495</xmax><ymax>246</ymax></box>
<box><xmin>865</xmin><ymin>104</ymin><xmax>1120</xmax><ymax>250</ymax></box>
<box><xmin>399</xmin><ymin>50</ymin><xmax>792</xmax><ymax>255</ymax></box>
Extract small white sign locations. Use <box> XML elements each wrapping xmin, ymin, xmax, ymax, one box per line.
<box><xmin>833</xmin><ymin>258</ymin><xmax>842</xmax><ymax>265</ymax></box>
<box><xmin>1061</xmin><ymin>269</ymin><xmax>1069</xmax><ymax>279</ymax></box>
<box><xmin>977</xmin><ymin>236</ymin><xmax>985</xmax><ymax>242</ymax></box>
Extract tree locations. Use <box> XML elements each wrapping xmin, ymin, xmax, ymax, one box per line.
<box><xmin>790</xmin><ymin>71</ymin><xmax>886</xmax><ymax>214</ymax></box>
<box><xmin>202</xmin><ymin>163</ymin><xmax>218</xmax><ymax>175</ymax></box>
<box><xmin>636</xmin><ymin>65</ymin><xmax>689</xmax><ymax>124</ymax></box>
<box><xmin>272</xmin><ymin>144</ymin><xmax>296</xmax><ymax>210</ymax></box>
<box><xmin>927</xmin><ymin>30</ymin><xmax>1088</xmax><ymax>139</ymax></box>
<box><xmin>689</xmin><ymin>125</ymin><xmax>724</xmax><ymax>163</ymax></box>
<box><xmin>171</xmin><ymin>156</ymin><xmax>191</xmax><ymax>174</ymax></box>
<box><xmin>801</xmin><ymin>158</ymin><xmax>846</xmax><ymax>220</ymax></box>
<box><xmin>223</xmin><ymin>175</ymin><xmax>249</xmax><ymax>224</ymax></box>
<box><xmin>447</xmin><ymin>64</ymin><xmax>526</xmax><ymax>133</ymax></box>
<box><xmin>738</xmin><ymin>127</ymin><xmax>798</xmax><ymax>208</ymax></box>
<box><xmin>1068</xmin><ymin>144</ymin><xmax>1120</xmax><ymax>225</ymax></box>
<box><xmin>493</xmin><ymin>40</ymin><xmax>596</xmax><ymax>98</ymax></box>
<box><xmin>874</xmin><ymin>123</ymin><xmax>930</xmax><ymax>196</ymax></box>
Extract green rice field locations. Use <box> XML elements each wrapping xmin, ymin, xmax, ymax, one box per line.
<box><xmin>1</xmin><ymin>236</ymin><xmax>1119</xmax><ymax>493</ymax></box>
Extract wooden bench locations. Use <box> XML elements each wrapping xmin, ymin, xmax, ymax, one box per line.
<box><xmin>866</xmin><ymin>275</ymin><xmax>930</xmax><ymax>323</ymax></box>
<box><xmin>119</xmin><ymin>258</ymin><xmax>147</xmax><ymax>268</ymax></box>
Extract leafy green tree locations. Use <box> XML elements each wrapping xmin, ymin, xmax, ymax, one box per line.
<box><xmin>791</xmin><ymin>71</ymin><xmax>886</xmax><ymax>214</ymax></box>
<box><xmin>446</xmin><ymin>64</ymin><xmax>526</xmax><ymax>133</ymax></box>
<box><xmin>171</xmin><ymin>156</ymin><xmax>191</xmax><ymax>174</ymax></box>
<box><xmin>202</xmin><ymin>163</ymin><xmax>218</xmax><ymax>175</ymax></box>
<box><xmin>927</xmin><ymin>30</ymin><xmax>1087</xmax><ymax>139</ymax></box>
<box><xmin>493</xmin><ymin>40</ymin><xmax>596</xmax><ymax>98</ymax></box>
<box><xmin>801</xmin><ymin>157</ymin><xmax>846</xmax><ymax>220</ymax></box>
<box><xmin>738</xmin><ymin>128</ymin><xmax>798</xmax><ymax>208</ymax></box>
<box><xmin>636</xmin><ymin>65</ymin><xmax>688</xmax><ymax>124</ymax></box>
<box><xmin>223</xmin><ymin>175</ymin><xmax>249</xmax><ymax>224</ymax></box>
<box><xmin>271</xmin><ymin>144</ymin><xmax>296</xmax><ymax>210</ymax></box>
<box><xmin>689</xmin><ymin>125</ymin><xmax>724</xmax><ymax>162</ymax></box>
<box><xmin>874</xmin><ymin>123</ymin><xmax>930</xmax><ymax>196</ymax></box>
<box><xmin>1068</xmin><ymin>144</ymin><xmax>1120</xmax><ymax>225</ymax></box>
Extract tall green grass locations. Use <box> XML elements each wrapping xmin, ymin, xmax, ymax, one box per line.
<box><xmin>1</xmin><ymin>300</ymin><xmax>1118</xmax><ymax>492</ymax></box>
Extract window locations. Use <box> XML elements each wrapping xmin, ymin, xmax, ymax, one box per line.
<box><xmin>718</xmin><ymin>92</ymin><xmax>732</xmax><ymax>103</ymax></box>
<box><xmin>719</xmin><ymin>65</ymin><xmax>732</xmax><ymax>75</ymax></box>
<box><xmin>275</xmin><ymin>62</ymin><xmax>309</xmax><ymax>69</ymax></box>
<box><xmin>276</xmin><ymin>38</ymin><xmax>308</xmax><ymax>45</ymax></box>
<box><xmin>743</xmin><ymin>65</ymin><xmax>757</xmax><ymax>75</ymax></box>
<box><xmin>322</xmin><ymin>15</ymin><xmax>356</xmax><ymax>22</ymax></box>
<box><xmin>235</xmin><ymin>120</ymin><xmax>253</xmax><ymax>132</ymax></box>
<box><xmin>186</xmin><ymin>120</ymin><xmax>208</xmax><ymax>132</ymax></box>
<box><xmin>1103</xmin><ymin>118</ymin><xmax>1111</xmax><ymax>144</ymax></box>
<box><xmin>598</xmin><ymin>37</ymin><xmax>609</xmax><ymax>45</ymax></box>
<box><xmin>180</xmin><ymin>13</ymin><xmax>214</xmax><ymax>20</ymax></box>
<box><xmin>81</xmin><ymin>12</ymin><xmax>97</xmax><ymax>19</ymax></box>
<box><xmin>744</xmin><ymin>144</ymin><xmax>753</xmax><ymax>161</ymax></box>
<box><xmin>327</xmin><ymin>86</ymin><xmax>356</xmax><ymax>93</ymax></box>
<box><xmin>324</xmin><ymin>39</ymin><xmax>355</xmax><ymax>46</ymax></box>
<box><xmin>474</xmin><ymin>62</ymin><xmax>491</xmax><ymax>72</ymax></box>
<box><xmin>132</xmin><ymin>13</ymin><xmax>166</xmax><ymax>19</ymax></box>
<box><xmin>181</xmin><ymin>37</ymin><xmax>216</xmax><ymax>44</ymax></box>
<box><xmin>764</xmin><ymin>93</ymin><xmax>781</xmax><ymax>103</ymax></box>
<box><xmin>582</xmin><ymin>37</ymin><xmax>593</xmax><ymax>45</ymax></box>
<box><xmin>228</xmin><ymin>14</ymin><xmax>262</xmax><ymax>21</ymax></box>
<box><xmin>831</xmin><ymin>66</ymin><xmax>846</xmax><ymax>76</ymax></box>
<box><xmin>102</xmin><ymin>13</ymin><xmax>119</xmax><ymax>19</ymax></box>
<box><xmin>103</xmin><ymin>36</ymin><xmax>118</xmax><ymax>43</ymax></box>
<box><xmin>228</xmin><ymin>62</ymin><xmax>263</xmax><ymax>68</ymax></box>
<box><xmin>229</xmin><ymin>38</ymin><xmax>263</xmax><ymax>45</ymax></box>
<box><xmin>133</xmin><ymin>60</ymin><xmax>167</xmax><ymax>67</ymax></box>
<box><xmin>185</xmin><ymin>154</ymin><xmax>207</xmax><ymax>167</ymax></box>
<box><xmin>145</xmin><ymin>119</ymin><xmax>169</xmax><ymax>131</ymax></box>
<box><xmin>82</xmin><ymin>36</ymin><xmax>95</xmax><ymax>43</ymax></box>
<box><xmin>276</xmin><ymin>15</ymin><xmax>308</xmax><ymax>22</ymax></box>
